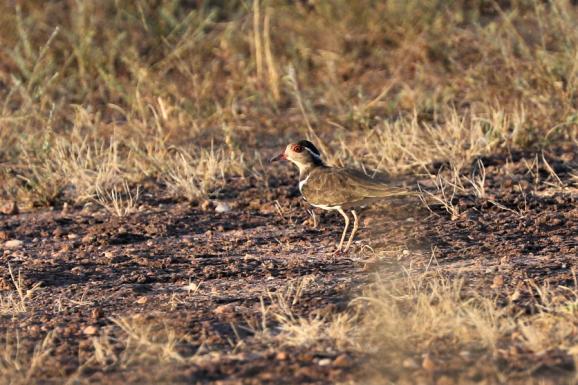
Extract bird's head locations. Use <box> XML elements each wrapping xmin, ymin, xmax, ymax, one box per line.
<box><xmin>270</xmin><ymin>140</ymin><xmax>324</xmax><ymax>171</ymax></box>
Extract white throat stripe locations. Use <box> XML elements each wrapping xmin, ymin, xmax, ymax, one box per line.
<box><xmin>298</xmin><ymin>174</ymin><xmax>310</xmax><ymax>192</ymax></box>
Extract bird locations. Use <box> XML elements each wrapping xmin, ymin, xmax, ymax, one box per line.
<box><xmin>271</xmin><ymin>140</ymin><xmax>412</xmax><ymax>253</ymax></box>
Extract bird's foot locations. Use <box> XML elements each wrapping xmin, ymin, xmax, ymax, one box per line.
<box><xmin>329</xmin><ymin>248</ymin><xmax>341</xmax><ymax>263</ymax></box>
<box><xmin>333</xmin><ymin>248</ymin><xmax>350</xmax><ymax>256</ymax></box>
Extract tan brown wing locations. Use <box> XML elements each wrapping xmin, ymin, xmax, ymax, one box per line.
<box><xmin>342</xmin><ymin>168</ymin><xmax>413</xmax><ymax>197</ymax></box>
<box><xmin>301</xmin><ymin>167</ymin><xmax>410</xmax><ymax>207</ymax></box>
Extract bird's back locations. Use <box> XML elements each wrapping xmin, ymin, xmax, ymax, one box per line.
<box><xmin>301</xmin><ymin>166</ymin><xmax>409</xmax><ymax>209</ymax></box>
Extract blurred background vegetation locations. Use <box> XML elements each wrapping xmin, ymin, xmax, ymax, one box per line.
<box><xmin>0</xmin><ymin>0</ymin><xmax>576</xmax><ymax>207</ymax></box>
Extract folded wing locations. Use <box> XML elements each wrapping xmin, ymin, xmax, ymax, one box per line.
<box><xmin>301</xmin><ymin>167</ymin><xmax>410</xmax><ymax>207</ymax></box>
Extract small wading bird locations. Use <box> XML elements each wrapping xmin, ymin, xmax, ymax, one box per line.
<box><xmin>271</xmin><ymin>140</ymin><xmax>412</xmax><ymax>253</ymax></box>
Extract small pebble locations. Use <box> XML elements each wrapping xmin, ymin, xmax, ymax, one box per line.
<box><xmin>214</xmin><ymin>303</ymin><xmax>235</xmax><ymax>315</ymax></box>
<box><xmin>81</xmin><ymin>235</ymin><xmax>95</xmax><ymax>244</ymax></box>
<box><xmin>318</xmin><ymin>358</ymin><xmax>332</xmax><ymax>366</ymax></box>
<box><xmin>491</xmin><ymin>275</ymin><xmax>504</xmax><ymax>288</ymax></box>
<box><xmin>300</xmin><ymin>353</ymin><xmax>315</xmax><ymax>362</ymax></box>
<box><xmin>83</xmin><ymin>325</ymin><xmax>98</xmax><ymax>336</ymax></box>
<box><xmin>422</xmin><ymin>354</ymin><xmax>436</xmax><ymax>371</ymax></box>
<box><xmin>437</xmin><ymin>375</ymin><xmax>456</xmax><ymax>385</ymax></box>
<box><xmin>215</xmin><ymin>201</ymin><xmax>231</xmax><ymax>213</ymax></box>
<box><xmin>4</xmin><ymin>239</ymin><xmax>23</xmax><ymax>249</ymax></box>
<box><xmin>333</xmin><ymin>354</ymin><xmax>350</xmax><ymax>367</ymax></box>
<box><xmin>276</xmin><ymin>351</ymin><xmax>288</xmax><ymax>361</ymax></box>
<box><xmin>201</xmin><ymin>200</ymin><xmax>214</xmax><ymax>211</ymax></box>
<box><xmin>402</xmin><ymin>357</ymin><xmax>419</xmax><ymax>369</ymax></box>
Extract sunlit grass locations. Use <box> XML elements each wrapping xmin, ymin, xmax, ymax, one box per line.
<box><xmin>1</xmin><ymin>1</ymin><xmax>576</xmax><ymax>207</ymax></box>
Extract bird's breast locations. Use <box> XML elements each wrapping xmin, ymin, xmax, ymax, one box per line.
<box><xmin>298</xmin><ymin>174</ymin><xmax>339</xmax><ymax>211</ymax></box>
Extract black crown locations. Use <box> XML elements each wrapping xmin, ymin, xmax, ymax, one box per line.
<box><xmin>297</xmin><ymin>140</ymin><xmax>321</xmax><ymax>156</ymax></box>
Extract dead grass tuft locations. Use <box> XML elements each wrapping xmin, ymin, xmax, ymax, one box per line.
<box><xmin>109</xmin><ymin>316</ymin><xmax>187</xmax><ymax>365</ymax></box>
<box><xmin>163</xmin><ymin>145</ymin><xmax>245</xmax><ymax>202</ymax></box>
<box><xmin>0</xmin><ymin>265</ymin><xmax>41</xmax><ymax>316</ymax></box>
<box><xmin>358</xmin><ymin>266</ymin><xmax>578</xmax><ymax>383</ymax></box>
<box><xmin>0</xmin><ymin>332</ymin><xmax>55</xmax><ymax>385</ymax></box>
<box><xmin>81</xmin><ymin>315</ymin><xmax>192</xmax><ymax>377</ymax></box>
<box><xmin>94</xmin><ymin>181</ymin><xmax>140</xmax><ymax>217</ymax></box>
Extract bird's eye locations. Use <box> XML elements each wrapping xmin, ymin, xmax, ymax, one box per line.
<box><xmin>292</xmin><ymin>145</ymin><xmax>303</xmax><ymax>153</ymax></box>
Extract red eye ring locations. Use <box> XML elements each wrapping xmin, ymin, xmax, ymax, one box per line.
<box><xmin>292</xmin><ymin>144</ymin><xmax>303</xmax><ymax>153</ymax></box>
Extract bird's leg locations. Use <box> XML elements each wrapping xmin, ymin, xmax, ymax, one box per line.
<box><xmin>336</xmin><ymin>208</ymin><xmax>350</xmax><ymax>252</ymax></box>
<box><xmin>307</xmin><ymin>209</ymin><xmax>318</xmax><ymax>228</ymax></box>
<box><xmin>344</xmin><ymin>209</ymin><xmax>359</xmax><ymax>251</ymax></box>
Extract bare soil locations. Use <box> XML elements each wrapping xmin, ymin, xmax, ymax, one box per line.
<box><xmin>1</xmin><ymin>144</ymin><xmax>577</xmax><ymax>384</ymax></box>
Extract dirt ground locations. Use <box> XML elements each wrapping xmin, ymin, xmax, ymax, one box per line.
<box><xmin>1</xmin><ymin>143</ymin><xmax>577</xmax><ymax>384</ymax></box>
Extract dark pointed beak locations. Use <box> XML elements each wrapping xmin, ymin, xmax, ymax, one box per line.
<box><xmin>270</xmin><ymin>153</ymin><xmax>287</xmax><ymax>163</ymax></box>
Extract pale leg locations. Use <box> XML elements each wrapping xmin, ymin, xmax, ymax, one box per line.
<box><xmin>344</xmin><ymin>209</ymin><xmax>359</xmax><ymax>251</ymax></box>
<box><xmin>309</xmin><ymin>209</ymin><xmax>318</xmax><ymax>228</ymax></box>
<box><xmin>336</xmin><ymin>207</ymin><xmax>350</xmax><ymax>252</ymax></box>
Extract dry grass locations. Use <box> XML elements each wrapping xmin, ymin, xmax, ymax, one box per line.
<box><xmin>0</xmin><ymin>332</ymin><xmax>55</xmax><ymax>385</ymax></box>
<box><xmin>330</xmin><ymin>107</ymin><xmax>530</xmax><ymax>174</ymax></box>
<box><xmin>360</xmin><ymin>271</ymin><xmax>511</xmax><ymax>356</ymax></box>
<box><xmin>249</xmin><ymin>269</ymin><xmax>578</xmax><ymax>378</ymax></box>
<box><xmin>103</xmin><ymin>316</ymin><xmax>187</xmax><ymax>367</ymax></box>
<box><xmin>163</xmin><ymin>145</ymin><xmax>245</xmax><ymax>202</ymax></box>
<box><xmin>356</xmin><ymin>265</ymin><xmax>578</xmax><ymax>383</ymax></box>
<box><xmin>0</xmin><ymin>315</ymin><xmax>193</xmax><ymax>385</ymax></box>
<box><xmin>1</xmin><ymin>127</ymin><xmax>244</xmax><ymax>207</ymax></box>
<box><xmin>94</xmin><ymin>181</ymin><xmax>140</xmax><ymax>217</ymax></box>
<box><xmin>212</xmin><ymin>267</ymin><xmax>578</xmax><ymax>383</ymax></box>
<box><xmin>261</xmin><ymin>276</ymin><xmax>360</xmax><ymax>350</ymax></box>
<box><xmin>0</xmin><ymin>265</ymin><xmax>41</xmax><ymax>316</ymax></box>
<box><xmin>1</xmin><ymin>1</ymin><xmax>576</xmax><ymax>207</ymax></box>
<box><xmin>4</xmin><ymin>270</ymin><xmax>578</xmax><ymax>384</ymax></box>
